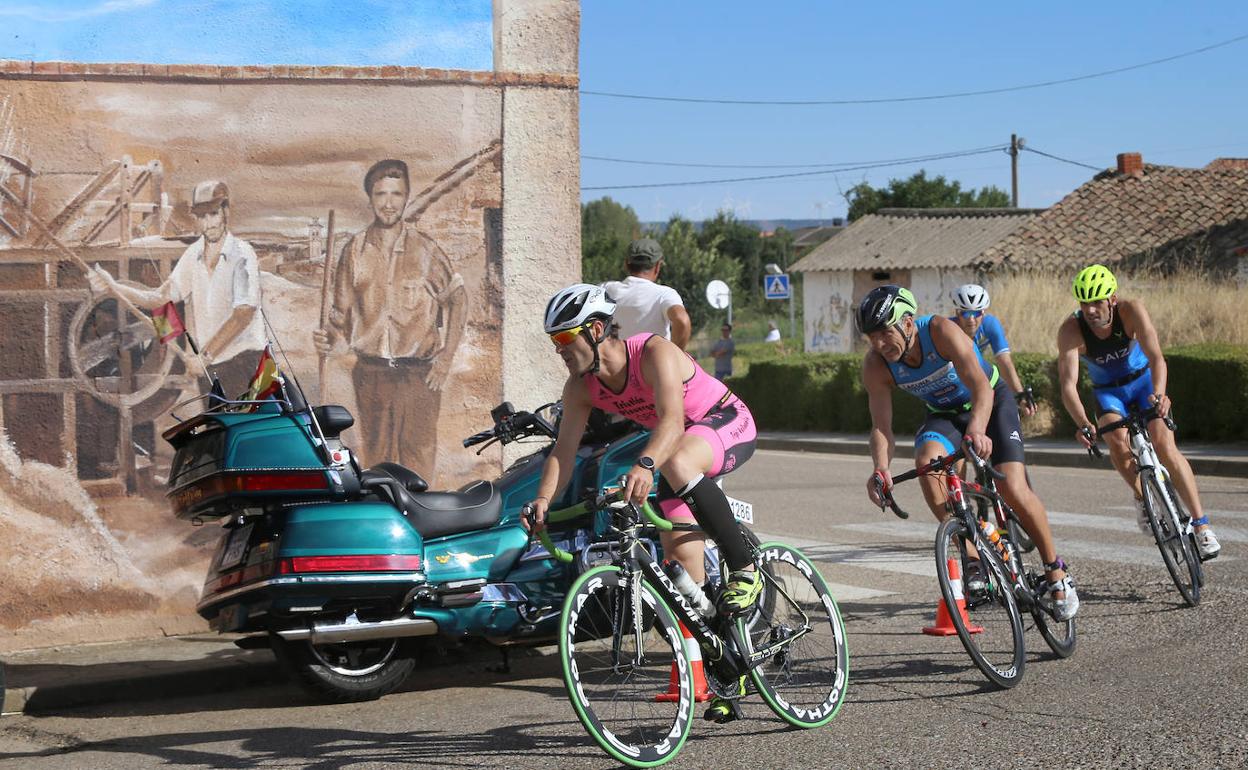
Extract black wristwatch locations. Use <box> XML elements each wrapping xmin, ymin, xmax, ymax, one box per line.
<box><xmin>637</xmin><ymin>456</ymin><xmax>656</xmax><ymax>472</ymax></box>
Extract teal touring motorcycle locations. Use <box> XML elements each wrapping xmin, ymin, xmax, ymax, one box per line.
<box><xmin>165</xmin><ymin>368</ymin><xmax>755</xmax><ymax>702</ymax></box>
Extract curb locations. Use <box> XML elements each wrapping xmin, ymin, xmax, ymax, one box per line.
<box><xmin>756</xmin><ymin>435</ymin><xmax>1248</xmax><ymax>478</ymax></box>
<box><xmin>2</xmin><ymin>654</ymin><xmax>285</xmax><ymax>716</ymax></box>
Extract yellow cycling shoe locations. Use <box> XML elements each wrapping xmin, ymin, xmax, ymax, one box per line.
<box><xmin>717</xmin><ymin>568</ymin><xmax>762</xmax><ymax>615</ymax></box>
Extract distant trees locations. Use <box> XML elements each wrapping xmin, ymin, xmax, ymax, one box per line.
<box><xmin>657</xmin><ymin>216</ymin><xmax>741</xmax><ymax>332</ymax></box>
<box><xmin>581</xmin><ymin>169</ymin><xmax>1003</xmax><ymax>333</ymax></box>
<box><xmin>845</xmin><ymin>170</ymin><xmax>1010</xmax><ymax>221</ymax></box>
<box><xmin>581</xmin><ymin>197</ymin><xmax>640</xmax><ymax>284</ymax></box>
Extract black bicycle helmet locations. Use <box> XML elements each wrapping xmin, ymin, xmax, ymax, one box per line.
<box><xmin>856</xmin><ymin>285</ymin><xmax>918</xmax><ymax>334</ymax></box>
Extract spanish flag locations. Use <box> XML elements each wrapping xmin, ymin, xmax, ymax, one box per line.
<box><xmin>151</xmin><ymin>301</ymin><xmax>185</xmax><ymax>344</ymax></box>
<box><xmin>245</xmin><ymin>345</ymin><xmax>282</xmax><ymax>406</ymax></box>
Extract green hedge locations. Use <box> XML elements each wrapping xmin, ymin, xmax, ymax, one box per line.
<box><xmin>730</xmin><ymin>344</ymin><xmax>1248</xmax><ymax>442</ymax></box>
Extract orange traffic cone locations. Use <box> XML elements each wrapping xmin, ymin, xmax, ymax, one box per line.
<box><xmin>923</xmin><ymin>558</ymin><xmax>984</xmax><ymax>636</ymax></box>
<box><xmin>656</xmin><ymin>621</ymin><xmax>712</xmax><ymax>702</ymax></box>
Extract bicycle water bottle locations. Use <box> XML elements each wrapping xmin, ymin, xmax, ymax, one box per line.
<box><xmin>980</xmin><ymin>519</ymin><xmax>1010</xmax><ymax>562</ymax></box>
<box><xmin>663</xmin><ymin>560</ymin><xmax>714</xmax><ymax>618</ymax></box>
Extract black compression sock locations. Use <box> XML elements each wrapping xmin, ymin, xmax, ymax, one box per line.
<box><xmin>676</xmin><ymin>475</ymin><xmax>753</xmax><ymax>570</ymax></box>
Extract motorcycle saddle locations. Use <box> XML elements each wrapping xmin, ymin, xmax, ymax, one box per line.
<box><xmin>365</xmin><ymin>473</ymin><xmax>503</xmax><ymax>540</ymax></box>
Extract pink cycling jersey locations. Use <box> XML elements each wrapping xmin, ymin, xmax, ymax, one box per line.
<box><xmin>585</xmin><ymin>334</ymin><xmax>728</xmax><ymax>428</ymax></box>
<box><xmin>585</xmin><ymin>334</ymin><xmax>757</xmax><ymax>522</ymax></box>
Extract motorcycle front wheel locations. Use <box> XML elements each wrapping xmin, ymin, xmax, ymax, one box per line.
<box><xmin>271</xmin><ymin>634</ymin><xmax>418</xmax><ymax>702</ymax></box>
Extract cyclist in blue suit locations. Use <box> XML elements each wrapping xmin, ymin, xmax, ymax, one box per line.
<box><xmin>948</xmin><ymin>284</ymin><xmax>1035</xmax><ymax>417</ymax></box>
<box><xmin>1056</xmin><ymin>264</ymin><xmax>1220</xmax><ymax>560</ymax></box>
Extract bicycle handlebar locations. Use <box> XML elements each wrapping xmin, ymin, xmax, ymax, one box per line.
<box><xmin>1015</xmin><ymin>386</ymin><xmax>1036</xmax><ymax>411</ymax></box>
<box><xmin>1084</xmin><ymin>403</ymin><xmax>1176</xmax><ymax>460</ymax></box>
<box><xmin>878</xmin><ymin>439</ymin><xmax>1007</xmax><ymax>515</ymax></box>
<box><xmin>521</xmin><ymin>484</ymin><xmax>672</xmax><ymax>563</ymax></box>
<box><xmin>962</xmin><ymin>440</ymin><xmax>1006</xmax><ymax>481</ymax></box>
<box><xmin>1079</xmin><ymin>426</ymin><xmax>1105</xmax><ymax>458</ymax></box>
<box><xmin>871</xmin><ymin>471</ymin><xmax>910</xmax><ymax>519</ymax></box>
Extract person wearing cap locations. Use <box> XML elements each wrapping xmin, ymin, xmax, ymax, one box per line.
<box><xmin>87</xmin><ymin>179</ymin><xmax>266</xmax><ymax>395</ymax></box>
<box><xmin>313</xmin><ymin>158</ymin><xmax>467</xmax><ymax>477</ymax></box>
<box><xmin>601</xmin><ymin>238</ymin><xmax>692</xmax><ymax>350</ymax></box>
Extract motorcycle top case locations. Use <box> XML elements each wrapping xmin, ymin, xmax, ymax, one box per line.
<box><xmin>164</xmin><ymin>407</ymin><xmax>345</xmax><ymax>520</ymax></box>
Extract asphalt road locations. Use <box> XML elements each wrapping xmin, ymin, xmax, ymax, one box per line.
<box><xmin>3</xmin><ymin>449</ymin><xmax>1247</xmax><ymax>769</ymax></box>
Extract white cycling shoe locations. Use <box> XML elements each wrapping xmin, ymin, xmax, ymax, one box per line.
<box><xmin>1196</xmin><ymin>527</ymin><xmax>1221</xmax><ymax>561</ymax></box>
<box><xmin>1040</xmin><ymin>576</ymin><xmax>1079</xmax><ymax>622</ymax></box>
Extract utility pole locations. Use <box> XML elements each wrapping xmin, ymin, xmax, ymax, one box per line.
<box><xmin>1009</xmin><ymin>134</ymin><xmax>1025</xmax><ymax>207</ymax></box>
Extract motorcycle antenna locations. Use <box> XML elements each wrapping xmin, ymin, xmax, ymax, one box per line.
<box><xmin>260</xmin><ymin>308</ymin><xmax>333</xmax><ymax>463</ymax></box>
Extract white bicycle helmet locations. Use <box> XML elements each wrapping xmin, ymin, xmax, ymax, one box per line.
<box><xmin>951</xmin><ymin>283</ymin><xmax>990</xmax><ymax>312</ymax></box>
<box><xmin>544</xmin><ymin>283</ymin><xmax>616</xmax><ymax>333</ymax></box>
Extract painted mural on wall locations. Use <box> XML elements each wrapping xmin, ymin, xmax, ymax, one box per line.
<box><xmin>806</xmin><ymin>272</ymin><xmax>853</xmax><ymax>353</ymax></box>
<box><xmin>0</xmin><ymin>80</ymin><xmax>503</xmax><ymax>649</ymax></box>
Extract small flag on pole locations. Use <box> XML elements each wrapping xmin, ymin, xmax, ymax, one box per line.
<box><xmin>245</xmin><ymin>345</ymin><xmax>282</xmax><ymax>407</ymax></box>
<box><xmin>151</xmin><ymin>301</ymin><xmax>185</xmax><ymax>344</ymax></box>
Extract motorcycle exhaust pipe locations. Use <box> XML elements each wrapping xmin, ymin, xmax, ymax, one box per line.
<box><xmin>277</xmin><ymin>616</ymin><xmax>438</xmax><ymax>645</ymax></box>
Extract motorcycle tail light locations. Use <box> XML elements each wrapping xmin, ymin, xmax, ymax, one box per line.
<box><xmin>277</xmin><ymin>554</ymin><xmax>422</xmax><ymax>574</ymax></box>
<box><xmin>206</xmin><ymin>561</ymin><xmax>279</xmax><ymax>594</ymax></box>
<box><xmin>170</xmin><ymin>470</ymin><xmax>330</xmax><ymax>515</ymax></box>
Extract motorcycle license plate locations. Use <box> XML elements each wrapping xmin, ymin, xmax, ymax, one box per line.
<box><xmin>726</xmin><ymin>495</ymin><xmax>753</xmax><ymax>525</ymax></box>
<box><xmin>219</xmin><ymin>523</ymin><xmax>254</xmax><ymax>571</ymax></box>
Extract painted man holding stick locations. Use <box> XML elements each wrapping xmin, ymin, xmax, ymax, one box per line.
<box><xmin>313</xmin><ymin>159</ymin><xmax>467</xmax><ymax>477</ymax></box>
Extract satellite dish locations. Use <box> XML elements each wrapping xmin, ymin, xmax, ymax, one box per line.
<box><xmin>705</xmin><ymin>280</ymin><xmax>731</xmax><ymax>310</ymax></box>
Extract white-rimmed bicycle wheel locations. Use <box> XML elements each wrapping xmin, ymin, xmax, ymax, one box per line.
<box><xmin>558</xmin><ymin>565</ymin><xmax>692</xmax><ymax>768</ymax></box>
<box><xmin>741</xmin><ymin>542</ymin><xmax>849</xmax><ymax>728</ymax></box>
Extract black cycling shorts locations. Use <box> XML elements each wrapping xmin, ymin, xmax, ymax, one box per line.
<box><xmin>914</xmin><ymin>383</ymin><xmax>1026</xmax><ymax>466</ymax></box>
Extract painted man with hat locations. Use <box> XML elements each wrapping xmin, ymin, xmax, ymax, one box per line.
<box><xmin>313</xmin><ymin>159</ymin><xmax>467</xmax><ymax>478</ymax></box>
<box><xmin>88</xmin><ymin>179</ymin><xmax>266</xmax><ymax>395</ymax></box>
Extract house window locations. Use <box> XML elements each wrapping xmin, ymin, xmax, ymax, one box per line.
<box><xmin>872</xmin><ymin>271</ymin><xmax>891</xmax><ymax>281</ymax></box>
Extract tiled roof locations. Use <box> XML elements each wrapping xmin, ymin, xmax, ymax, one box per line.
<box><xmin>1206</xmin><ymin>158</ymin><xmax>1248</xmax><ymax>171</ymax></box>
<box><xmin>980</xmin><ymin>164</ymin><xmax>1248</xmax><ymax>270</ymax></box>
<box><xmin>790</xmin><ymin>208</ymin><xmax>1041</xmax><ymax>273</ymax></box>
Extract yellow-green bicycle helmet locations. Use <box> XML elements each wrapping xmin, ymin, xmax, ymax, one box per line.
<box><xmin>1072</xmin><ymin>264</ymin><xmax>1117</xmax><ymax>303</ymax></box>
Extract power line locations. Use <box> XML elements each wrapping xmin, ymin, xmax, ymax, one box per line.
<box><xmin>581</xmin><ymin>146</ymin><xmax>1006</xmax><ymax>191</ymax></box>
<box><xmin>1022</xmin><ymin>146</ymin><xmax>1104</xmax><ymax>171</ymax></box>
<box><xmin>580</xmin><ymin>32</ymin><xmax>1248</xmax><ymax>106</ymax></box>
<box><xmin>582</xmin><ymin>145</ymin><xmax>1007</xmax><ymax>170</ymax></box>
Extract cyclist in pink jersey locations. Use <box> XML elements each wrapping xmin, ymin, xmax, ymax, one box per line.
<box><xmin>525</xmin><ymin>284</ymin><xmax>761</xmax><ymax>620</ymax></box>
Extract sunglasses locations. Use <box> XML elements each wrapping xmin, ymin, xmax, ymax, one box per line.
<box><xmin>958</xmin><ymin>310</ymin><xmax>984</xmax><ymax>319</ymax></box>
<box><xmin>549</xmin><ymin>324</ymin><xmax>589</xmax><ymax>347</ymax></box>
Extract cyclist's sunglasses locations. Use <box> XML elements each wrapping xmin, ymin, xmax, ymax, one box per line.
<box><xmin>958</xmin><ymin>310</ymin><xmax>984</xmax><ymax>319</ymax></box>
<box><xmin>549</xmin><ymin>324</ymin><xmax>589</xmax><ymax>346</ymax></box>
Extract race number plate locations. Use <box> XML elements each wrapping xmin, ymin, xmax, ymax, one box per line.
<box><xmin>218</xmin><ymin>523</ymin><xmax>254</xmax><ymax>571</ymax></box>
<box><xmin>726</xmin><ymin>495</ymin><xmax>754</xmax><ymax>524</ymax></box>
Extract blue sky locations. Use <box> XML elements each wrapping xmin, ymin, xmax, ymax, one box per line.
<box><xmin>4</xmin><ymin>2</ymin><xmax>1247</xmax><ymax>221</ymax></box>
<box><xmin>0</xmin><ymin>0</ymin><xmax>492</xmax><ymax>69</ymax></box>
<box><xmin>580</xmin><ymin>2</ymin><xmax>1248</xmax><ymax>221</ymax></box>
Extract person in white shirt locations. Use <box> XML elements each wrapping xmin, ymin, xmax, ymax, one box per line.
<box><xmin>601</xmin><ymin>238</ymin><xmax>692</xmax><ymax>350</ymax></box>
<box><xmin>88</xmin><ymin>180</ymin><xmax>266</xmax><ymax>396</ymax></box>
<box><xmin>764</xmin><ymin>321</ymin><xmax>781</xmax><ymax>343</ymax></box>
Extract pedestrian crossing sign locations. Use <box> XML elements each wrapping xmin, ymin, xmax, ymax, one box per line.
<box><xmin>764</xmin><ymin>274</ymin><xmax>790</xmax><ymax>300</ymax></box>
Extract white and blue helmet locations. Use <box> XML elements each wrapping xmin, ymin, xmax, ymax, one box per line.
<box><xmin>951</xmin><ymin>284</ymin><xmax>990</xmax><ymax>312</ymax></box>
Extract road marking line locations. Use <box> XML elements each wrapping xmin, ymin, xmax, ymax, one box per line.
<box><xmin>758</xmin><ymin>532</ymin><xmax>936</xmax><ymax>578</ymax></box>
<box><xmin>823</xmin><ymin>582</ymin><xmax>896</xmax><ymax>601</ymax></box>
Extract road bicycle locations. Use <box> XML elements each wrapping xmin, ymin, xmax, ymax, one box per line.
<box><xmin>874</xmin><ymin>443</ymin><xmax>1076</xmax><ymax>688</ymax></box>
<box><xmin>1082</xmin><ymin>404</ymin><xmax>1204</xmax><ymax>606</ymax></box>
<box><xmin>532</xmin><ymin>491</ymin><xmax>849</xmax><ymax>767</ymax></box>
